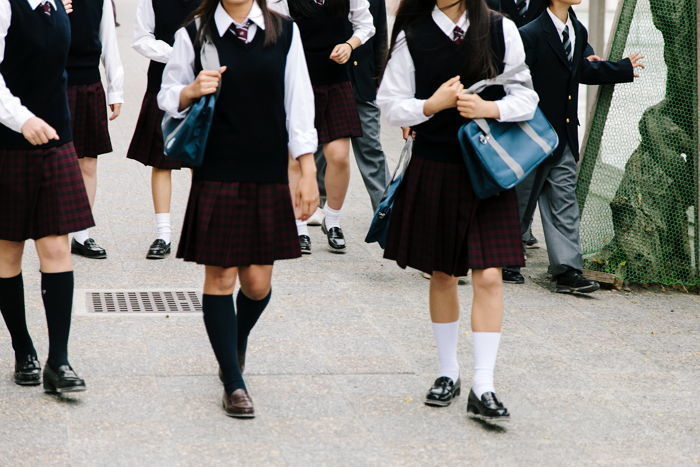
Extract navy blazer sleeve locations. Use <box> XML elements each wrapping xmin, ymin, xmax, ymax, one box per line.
<box><xmin>579</xmin><ymin>56</ymin><xmax>634</xmax><ymax>85</ymax></box>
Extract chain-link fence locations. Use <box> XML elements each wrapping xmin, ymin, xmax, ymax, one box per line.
<box><xmin>575</xmin><ymin>0</ymin><xmax>699</xmax><ymax>286</ymax></box>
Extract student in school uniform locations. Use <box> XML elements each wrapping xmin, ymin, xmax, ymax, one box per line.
<box><xmin>158</xmin><ymin>0</ymin><xmax>318</xmax><ymax>418</ymax></box>
<box><xmin>486</xmin><ymin>0</ymin><xmax>545</xmax><ymax>27</ymax></box>
<box><xmin>66</xmin><ymin>0</ymin><xmax>124</xmax><ymax>260</ymax></box>
<box><xmin>377</xmin><ymin>0</ymin><xmax>538</xmax><ymax>420</ymax></box>
<box><xmin>270</xmin><ymin>0</ymin><xmax>374</xmax><ymax>255</ymax></box>
<box><xmin>515</xmin><ymin>0</ymin><xmax>643</xmax><ymax>293</ymax></box>
<box><xmin>0</xmin><ymin>0</ymin><xmax>91</xmax><ymax>394</ymax></box>
<box><xmin>128</xmin><ymin>0</ymin><xmax>200</xmax><ymax>260</ymax></box>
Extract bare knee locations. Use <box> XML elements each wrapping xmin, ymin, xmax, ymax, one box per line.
<box><xmin>472</xmin><ymin>268</ymin><xmax>502</xmax><ymax>293</ymax></box>
<box><xmin>204</xmin><ymin>267</ymin><xmax>237</xmax><ymax>295</ymax></box>
<box><xmin>0</xmin><ymin>241</ymin><xmax>25</xmax><ymax>276</ymax></box>
<box><xmin>241</xmin><ymin>280</ymin><xmax>271</xmax><ymax>301</ymax></box>
<box><xmin>430</xmin><ymin>271</ymin><xmax>458</xmax><ymax>289</ymax></box>
<box><xmin>78</xmin><ymin>158</ymin><xmax>97</xmax><ymax>178</ymax></box>
<box><xmin>324</xmin><ymin>140</ymin><xmax>350</xmax><ymax>168</ymax></box>
<box><xmin>35</xmin><ymin>236</ymin><xmax>71</xmax><ymax>272</ymax></box>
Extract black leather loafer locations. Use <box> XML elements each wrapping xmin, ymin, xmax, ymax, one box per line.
<box><xmin>467</xmin><ymin>389</ymin><xmax>510</xmax><ymax>421</ymax></box>
<box><xmin>146</xmin><ymin>239</ymin><xmax>171</xmax><ymax>259</ymax></box>
<box><xmin>299</xmin><ymin>235</ymin><xmax>312</xmax><ymax>255</ymax></box>
<box><xmin>555</xmin><ymin>269</ymin><xmax>600</xmax><ymax>294</ymax></box>
<box><xmin>424</xmin><ymin>376</ymin><xmax>461</xmax><ymax>407</ymax></box>
<box><xmin>222</xmin><ymin>389</ymin><xmax>255</xmax><ymax>418</ymax></box>
<box><xmin>321</xmin><ymin>220</ymin><xmax>346</xmax><ymax>253</ymax></box>
<box><xmin>71</xmin><ymin>238</ymin><xmax>107</xmax><ymax>259</ymax></box>
<box><xmin>14</xmin><ymin>354</ymin><xmax>41</xmax><ymax>386</ymax></box>
<box><xmin>502</xmin><ymin>268</ymin><xmax>525</xmax><ymax>284</ymax></box>
<box><xmin>43</xmin><ymin>364</ymin><xmax>86</xmax><ymax>394</ymax></box>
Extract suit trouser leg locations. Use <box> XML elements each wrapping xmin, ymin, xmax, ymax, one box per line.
<box><xmin>505</xmin><ymin>167</ymin><xmax>540</xmax><ymax>273</ymax></box>
<box><xmin>350</xmin><ymin>98</ymin><xmax>389</xmax><ymax>211</ymax></box>
<box><xmin>536</xmin><ymin>145</ymin><xmax>584</xmax><ymax>276</ymax></box>
<box><xmin>314</xmin><ymin>147</ymin><xmax>327</xmax><ymax>206</ymax></box>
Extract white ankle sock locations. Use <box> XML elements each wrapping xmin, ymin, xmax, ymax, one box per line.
<box><xmin>73</xmin><ymin>229</ymin><xmax>90</xmax><ymax>244</ymax></box>
<box><xmin>472</xmin><ymin>332</ymin><xmax>501</xmax><ymax>399</ymax></box>
<box><xmin>323</xmin><ymin>205</ymin><xmax>342</xmax><ymax>230</ymax></box>
<box><xmin>431</xmin><ymin>321</ymin><xmax>460</xmax><ymax>383</ymax></box>
<box><xmin>155</xmin><ymin>213</ymin><xmax>171</xmax><ymax>243</ymax></box>
<box><xmin>296</xmin><ymin>220</ymin><xmax>309</xmax><ymax>236</ymax></box>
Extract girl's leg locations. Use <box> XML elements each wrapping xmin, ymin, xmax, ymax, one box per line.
<box><xmin>73</xmin><ymin>158</ymin><xmax>103</xmax><ymax>253</ymax></box>
<box><xmin>236</xmin><ymin>265</ymin><xmax>273</xmax><ymax>371</ymax></box>
<box><xmin>322</xmin><ymin>138</ymin><xmax>351</xmax><ymax>228</ymax></box>
<box><xmin>429</xmin><ymin>271</ymin><xmax>461</xmax><ymax>383</ymax></box>
<box><xmin>470</xmin><ymin>267</ymin><xmax>504</xmax><ymax>398</ymax></box>
<box><xmin>0</xmin><ymin>240</ymin><xmax>35</xmax><ymax>358</ymax></box>
<box><xmin>151</xmin><ymin>168</ymin><xmax>172</xmax><ymax>244</ymax></box>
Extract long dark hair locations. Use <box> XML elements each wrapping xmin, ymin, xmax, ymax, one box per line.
<box><xmin>191</xmin><ymin>0</ymin><xmax>282</xmax><ymax>46</ymax></box>
<box><xmin>385</xmin><ymin>0</ymin><xmax>500</xmax><ymax>85</ymax></box>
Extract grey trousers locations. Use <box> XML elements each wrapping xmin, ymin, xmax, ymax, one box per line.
<box><xmin>521</xmin><ymin>145</ymin><xmax>584</xmax><ymax>276</ymax></box>
<box><xmin>315</xmin><ymin>95</ymin><xmax>389</xmax><ymax>211</ymax></box>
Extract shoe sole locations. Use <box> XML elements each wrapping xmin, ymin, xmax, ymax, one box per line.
<box><xmin>146</xmin><ymin>253</ymin><xmax>170</xmax><ymax>260</ymax></box>
<box><xmin>424</xmin><ymin>399</ymin><xmax>453</xmax><ymax>407</ymax></box>
<box><xmin>503</xmin><ymin>279</ymin><xmax>525</xmax><ymax>285</ymax></box>
<box><xmin>301</xmin><ymin>250</ymin><xmax>312</xmax><ymax>255</ymax></box>
<box><xmin>525</xmin><ymin>244</ymin><xmax>539</xmax><ymax>249</ymax></box>
<box><xmin>222</xmin><ymin>401</ymin><xmax>255</xmax><ymax>419</ymax></box>
<box><xmin>14</xmin><ymin>379</ymin><xmax>41</xmax><ymax>386</ymax></box>
<box><xmin>555</xmin><ymin>284</ymin><xmax>600</xmax><ymax>294</ymax></box>
<box><xmin>467</xmin><ymin>411</ymin><xmax>511</xmax><ymax>423</ymax></box>
<box><xmin>71</xmin><ymin>249</ymin><xmax>107</xmax><ymax>260</ymax></box>
<box><xmin>44</xmin><ymin>385</ymin><xmax>86</xmax><ymax>395</ymax></box>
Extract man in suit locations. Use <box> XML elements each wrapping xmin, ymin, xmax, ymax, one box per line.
<box><xmin>311</xmin><ymin>0</ymin><xmax>389</xmax><ymax>221</ymax></box>
<box><xmin>515</xmin><ymin>0</ymin><xmax>644</xmax><ymax>293</ymax></box>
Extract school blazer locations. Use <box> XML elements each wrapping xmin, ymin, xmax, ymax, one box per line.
<box><xmin>519</xmin><ymin>10</ymin><xmax>633</xmax><ymax>160</ymax></box>
<box><xmin>347</xmin><ymin>0</ymin><xmax>388</xmax><ymax>101</ymax></box>
<box><xmin>486</xmin><ymin>0</ymin><xmax>547</xmax><ymax>27</ymax></box>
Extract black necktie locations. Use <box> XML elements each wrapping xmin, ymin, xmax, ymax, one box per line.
<box><xmin>562</xmin><ymin>25</ymin><xmax>572</xmax><ymax>62</ymax></box>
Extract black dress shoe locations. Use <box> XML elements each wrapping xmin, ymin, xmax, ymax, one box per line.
<box><xmin>222</xmin><ymin>389</ymin><xmax>255</xmax><ymax>418</ymax></box>
<box><xmin>146</xmin><ymin>239</ymin><xmax>171</xmax><ymax>259</ymax></box>
<box><xmin>71</xmin><ymin>238</ymin><xmax>107</xmax><ymax>259</ymax></box>
<box><xmin>424</xmin><ymin>376</ymin><xmax>461</xmax><ymax>407</ymax></box>
<box><xmin>299</xmin><ymin>235</ymin><xmax>312</xmax><ymax>255</ymax></box>
<box><xmin>467</xmin><ymin>389</ymin><xmax>510</xmax><ymax>421</ymax></box>
<box><xmin>555</xmin><ymin>269</ymin><xmax>600</xmax><ymax>294</ymax></box>
<box><xmin>43</xmin><ymin>364</ymin><xmax>86</xmax><ymax>394</ymax></box>
<box><xmin>14</xmin><ymin>354</ymin><xmax>41</xmax><ymax>386</ymax></box>
<box><xmin>321</xmin><ymin>220</ymin><xmax>346</xmax><ymax>253</ymax></box>
<box><xmin>502</xmin><ymin>268</ymin><xmax>525</xmax><ymax>284</ymax></box>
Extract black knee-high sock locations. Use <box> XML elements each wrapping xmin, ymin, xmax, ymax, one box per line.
<box><xmin>0</xmin><ymin>273</ymin><xmax>36</xmax><ymax>359</ymax></box>
<box><xmin>236</xmin><ymin>289</ymin><xmax>271</xmax><ymax>354</ymax></box>
<box><xmin>202</xmin><ymin>294</ymin><xmax>245</xmax><ymax>394</ymax></box>
<box><xmin>41</xmin><ymin>271</ymin><xmax>74</xmax><ymax>369</ymax></box>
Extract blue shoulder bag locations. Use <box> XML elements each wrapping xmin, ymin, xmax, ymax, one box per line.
<box><xmin>457</xmin><ymin>64</ymin><xmax>559</xmax><ymax>199</ymax></box>
<box><xmin>161</xmin><ymin>19</ymin><xmax>221</xmax><ymax>168</ymax></box>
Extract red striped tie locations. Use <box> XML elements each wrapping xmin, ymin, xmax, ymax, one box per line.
<box><xmin>41</xmin><ymin>1</ymin><xmax>52</xmax><ymax>15</ymax></box>
<box><xmin>230</xmin><ymin>20</ymin><xmax>252</xmax><ymax>43</ymax></box>
<box><xmin>453</xmin><ymin>26</ymin><xmax>464</xmax><ymax>45</ymax></box>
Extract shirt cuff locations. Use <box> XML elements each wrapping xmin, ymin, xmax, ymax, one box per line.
<box><xmin>495</xmin><ymin>100</ymin><xmax>514</xmax><ymax>123</ymax></box>
<box><xmin>11</xmin><ymin>108</ymin><xmax>36</xmax><ymax>134</ymax></box>
<box><xmin>161</xmin><ymin>85</ymin><xmax>190</xmax><ymax>118</ymax></box>
<box><xmin>107</xmin><ymin>92</ymin><xmax>124</xmax><ymax>106</ymax></box>
<box><xmin>288</xmin><ymin>131</ymin><xmax>319</xmax><ymax>159</ymax></box>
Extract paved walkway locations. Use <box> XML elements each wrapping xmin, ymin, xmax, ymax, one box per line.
<box><xmin>0</xmin><ymin>1</ymin><xmax>698</xmax><ymax>465</ymax></box>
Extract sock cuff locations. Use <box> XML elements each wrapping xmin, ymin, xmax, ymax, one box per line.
<box><xmin>0</xmin><ymin>272</ymin><xmax>23</xmax><ymax>283</ymax></box>
<box><xmin>323</xmin><ymin>205</ymin><xmax>342</xmax><ymax>215</ymax></box>
<box><xmin>237</xmin><ymin>289</ymin><xmax>272</xmax><ymax>304</ymax></box>
<box><xmin>431</xmin><ymin>320</ymin><xmax>460</xmax><ymax>327</ymax></box>
<box><xmin>40</xmin><ymin>271</ymin><xmax>74</xmax><ymax>278</ymax></box>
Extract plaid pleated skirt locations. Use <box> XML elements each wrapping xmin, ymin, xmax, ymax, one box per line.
<box><xmin>0</xmin><ymin>142</ymin><xmax>95</xmax><ymax>241</ymax></box>
<box><xmin>177</xmin><ymin>181</ymin><xmax>301</xmax><ymax>268</ymax></box>
<box><xmin>126</xmin><ymin>91</ymin><xmax>186</xmax><ymax>170</ymax></box>
<box><xmin>384</xmin><ymin>156</ymin><xmax>524</xmax><ymax>276</ymax></box>
<box><xmin>314</xmin><ymin>81</ymin><xmax>362</xmax><ymax>144</ymax></box>
<box><xmin>67</xmin><ymin>82</ymin><xmax>113</xmax><ymax>158</ymax></box>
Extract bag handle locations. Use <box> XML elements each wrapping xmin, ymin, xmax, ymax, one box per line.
<box><xmin>464</xmin><ymin>63</ymin><xmax>531</xmax><ymax>94</ymax></box>
<box><xmin>195</xmin><ymin>17</ymin><xmax>223</xmax><ymax>97</ymax></box>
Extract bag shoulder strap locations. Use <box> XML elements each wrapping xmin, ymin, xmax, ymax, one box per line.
<box><xmin>466</xmin><ymin>63</ymin><xmax>529</xmax><ymax>94</ymax></box>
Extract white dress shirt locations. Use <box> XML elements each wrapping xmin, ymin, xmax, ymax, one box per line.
<box><xmin>546</xmin><ymin>7</ymin><xmax>576</xmax><ymax>55</ymax></box>
<box><xmin>98</xmin><ymin>0</ymin><xmax>124</xmax><ymax>105</ymax></box>
<box><xmin>377</xmin><ymin>7</ymin><xmax>539</xmax><ymax>127</ymax></box>
<box><xmin>158</xmin><ymin>2</ymin><xmax>318</xmax><ymax>159</ymax></box>
<box><xmin>0</xmin><ymin>0</ymin><xmax>58</xmax><ymax>133</ymax></box>
<box><xmin>132</xmin><ymin>0</ymin><xmax>173</xmax><ymax>63</ymax></box>
<box><xmin>267</xmin><ymin>0</ymin><xmax>375</xmax><ymax>45</ymax></box>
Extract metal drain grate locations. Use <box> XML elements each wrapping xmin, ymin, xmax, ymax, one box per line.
<box><xmin>87</xmin><ymin>291</ymin><xmax>202</xmax><ymax>313</ymax></box>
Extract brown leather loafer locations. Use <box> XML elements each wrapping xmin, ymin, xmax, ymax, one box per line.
<box><xmin>222</xmin><ymin>389</ymin><xmax>255</xmax><ymax>418</ymax></box>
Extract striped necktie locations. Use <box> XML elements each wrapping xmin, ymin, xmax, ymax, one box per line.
<box><xmin>562</xmin><ymin>25</ymin><xmax>573</xmax><ymax>62</ymax></box>
<box><xmin>40</xmin><ymin>1</ymin><xmax>52</xmax><ymax>15</ymax></box>
<box><xmin>230</xmin><ymin>20</ymin><xmax>252</xmax><ymax>43</ymax></box>
<box><xmin>452</xmin><ymin>25</ymin><xmax>464</xmax><ymax>45</ymax></box>
<box><xmin>515</xmin><ymin>0</ymin><xmax>527</xmax><ymax>17</ymax></box>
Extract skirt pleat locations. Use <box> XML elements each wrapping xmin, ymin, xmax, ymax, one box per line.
<box><xmin>67</xmin><ymin>82</ymin><xmax>113</xmax><ymax>158</ymax></box>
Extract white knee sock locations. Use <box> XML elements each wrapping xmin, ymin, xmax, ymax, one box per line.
<box><xmin>431</xmin><ymin>321</ymin><xmax>460</xmax><ymax>383</ymax></box>
<box><xmin>73</xmin><ymin>229</ymin><xmax>90</xmax><ymax>244</ymax></box>
<box><xmin>472</xmin><ymin>332</ymin><xmax>501</xmax><ymax>399</ymax></box>
<box><xmin>155</xmin><ymin>213</ymin><xmax>171</xmax><ymax>243</ymax></box>
<box><xmin>296</xmin><ymin>220</ymin><xmax>309</xmax><ymax>236</ymax></box>
<box><xmin>323</xmin><ymin>205</ymin><xmax>342</xmax><ymax>230</ymax></box>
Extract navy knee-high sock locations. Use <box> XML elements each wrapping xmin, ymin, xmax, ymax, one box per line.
<box><xmin>202</xmin><ymin>294</ymin><xmax>245</xmax><ymax>394</ymax></box>
<box><xmin>236</xmin><ymin>289</ymin><xmax>271</xmax><ymax>354</ymax></box>
<box><xmin>0</xmin><ymin>273</ymin><xmax>36</xmax><ymax>359</ymax></box>
<box><xmin>41</xmin><ymin>271</ymin><xmax>74</xmax><ymax>369</ymax></box>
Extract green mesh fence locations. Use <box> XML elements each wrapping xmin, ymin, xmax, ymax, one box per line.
<box><xmin>575</xmin><ymin>0</ymin><xmax>699</xmax><ymax>286</ymax></box>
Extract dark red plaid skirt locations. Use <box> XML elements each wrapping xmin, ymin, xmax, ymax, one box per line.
<box><xmin>0</xmin><ymin>142</ymin><xmax>95</xmax><ymax>241</ymax></box>
<box><xmin>67</xmin><ymin>82</ymin><xmax>113</xmax><ymax>158</ymax></box>
<box><xmin>314</xmin><ymin>81</ymin><xmax>362</xmax><ymax>144</ymax></box>
<box><xmin>177</xmin><ymin>181</ymin><xmax>301</xmax><ymax>268</ymax></box>
<box><xmin>384</xmin><ymin>156</ymin><xmax>524</xmax><ymax>276</ymax></box>
<box><xmin>126</xmin><ymin>91</ymin><xmax>186</xmax><ymax>170</ymax></box>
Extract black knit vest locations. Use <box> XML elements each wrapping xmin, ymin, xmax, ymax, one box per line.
<box><xmin>0</xmin><ymin>0</ymin><xmax>72</xmax><ymax>149</ymax></box>
<box><xmin>66</xmin><ymin>0</ymin><xmax>103</xmax><ymax>85</ymax></box>
<box><xmin>407</xmin><ymin>14</ymin><xmax>506</xmax><ymax>163</ymax></box>
<box><xmin>289</xmin><ymin>0</ymin><xmax>350</xmax><ymax>85</ymax></box>
<box><xmin>146</xmin><ymin>0</ymin><xmax>200</xmax><ymax>92</ymax></box>
<box><xmin>190</xmin><ymin>17</ymin><xmax>294</xmax><ymax>183</ymax></box>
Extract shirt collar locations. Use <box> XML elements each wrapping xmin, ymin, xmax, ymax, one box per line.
<box><xmin>214</xmin><ymin>1</ymin><xmax>265</xmax><ymax>37</ymax></box>
<box><xmin>431</xmin><ymin>6</ymin><xmax>469</xmax><ymax>38</ymax></box>
<box><xmin>27</xmin><ymin>0</ymin><xmax>56</xmax><ymax>10</ymax></box>
<box><xmin>546</xmin><ymin>7</ymin><xmax>573</xmax><ymax>36</ymax></box>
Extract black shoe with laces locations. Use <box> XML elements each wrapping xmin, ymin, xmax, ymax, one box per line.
<box><xmin>424</xmin><ymin>376</ymin><xmax>461</xmax><ymax>407</ymax></box>
<box><xmin>71</xmin><ymin>238</ymin><xmax>107</xmax><ymax>259</ymax></box>
<box><xmin>146</xmin><ymin>239</ymin><xmax>171</xmax><ymax>259</ymax></box>
<box><xmin>555</xmin><ymin>269</ymin><xmax>600</xmax><ymax>294</ymax></box>
<box><xmin>299</xmin><ymin>235</ymin><xmax>312</xmax><ymax>255</ymax></box>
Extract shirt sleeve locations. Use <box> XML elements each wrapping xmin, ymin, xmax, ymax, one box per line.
<box><xmin>347</xmin><ymin>0</ymin><xmax>375</xmax><ymax>44</ymax></box>
<box><xmin>267</xmin><ymin>0</ymin><xmax>290</xmax><ymax>17</ymax></box>
<box><xmin>285</xmin><ymin>23</ymin><xmax>318</xmax><ymax>158</ymax></box>
<box><xmin>494</xmin><ymin>18</ymin><xmax>539</xmax><ymax>122</ymax></box>
<box><xmin>99</xmin><ymin>0</ymin><xmax>124</xmax><ymax>105</ymax></box>
<box><xmin>132</xmin><ymin>0</ymin><xmax>173</xmax><ymax>63</ymax></box>
<box><xmin>0</xmin><ymin>0</ymin><xmax>34</xmax><ymax>133</ymax></box>
<box><xmin>157</xmin><ymin>27</ymin><xmax>195</xmax><ymax>118</ymax></box>
<box><xmin>376</xmin><ymin>31</ymin><xmax>431</xmax><ymax>127</ymax></box>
